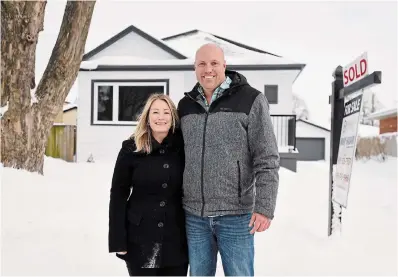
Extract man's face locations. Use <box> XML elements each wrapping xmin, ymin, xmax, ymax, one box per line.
<box><xmin>194</xmin><ymin>44</ymin><xmax>226</xmax><ymax>93</ymax></box>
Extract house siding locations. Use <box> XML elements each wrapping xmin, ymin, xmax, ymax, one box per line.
<box><xmin>63</xmin><ymin>109</ymin><xmax>77</xmax><ymax>125</ymax></box>
<box><xmin>380</xmin><ymin>116</ymin><xmax>397</xmax><ymax>134</ymax></box>
<box><xmin>76</xmin><ymin>69</ymin><xmax>298</xmax><ymax>162</ymax></box>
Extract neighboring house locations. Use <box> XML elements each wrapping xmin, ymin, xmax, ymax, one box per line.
<box><xmin>295</xmin><ymin>118</ymin><xmax>384</xmax><ymax>162</ymax></box>
<box><xmin>296</xmin><ymin>119</ymin><xmax>331</xmax><ymax>162</ymax></box>
<box><xmin>77</xmin><ymin>25</ymin><xmax>306</xmax><ymax>171</ymax></box>
<box><xmin>54</xmin><ymin>103</ymin><xmax>78</xmax><ymax>125</ymax></box>
<box><xmin>62</xmin><ymin>104</ymin><xmax>78</xmax><ymax>126</ymax></box>
<box><xmin>366</xmin><ymin>107</ymin><xmax>397</xmax><ymax>134</ymax></box>
<box><xmin>365</xmin><ymin>107</ymin><xmax>397</xmax><ymax>157</ymax></box>
<box><xmin>47</xmin><ymin>102</ymin><xmax>78</xmax><ymax>163</ymax></box>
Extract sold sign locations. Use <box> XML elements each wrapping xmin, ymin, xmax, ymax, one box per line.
<box><xmin>343</xmin><ymin>52</ymin><xmax>368</xmax><ymax>87</ymax></box>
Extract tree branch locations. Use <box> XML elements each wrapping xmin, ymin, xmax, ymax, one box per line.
<box><xmin>1</xmin><ymin>1</ymin><xmax>46</xmax><ymax>107</ymax></box>
<box><xmin>35</xmin><ymin>1</ymin><xmax>96</xmax><ymax>110</ymax></box>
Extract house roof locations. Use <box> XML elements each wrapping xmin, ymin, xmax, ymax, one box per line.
<box><xmin>82</xmin><ymin>25</ymin><xmax>187</xmax><ymax>61</ymax></box>
<box><xmin>297</xmin><ymin>119</ymin><xmax>330</xmax><ymax>132</ymax></box>
<box><xmin>80</xmin><ymin>26</ymin><xmax>305</xmax><ymax>76</ymax></box>
<box><xmin>366</xmin><ymin>107</ymin><xmax>397</xmax><ymax>120</ymax></box>
<box><xmin>63</xmin><ymin>103</ymin><xmax>77</xmax><ymax>112</ymax></box>
<box><xmin>80</xmin><ymin>55</ymin><xmax>305</xmax><ymax>71</ymax></box>
<box><xmin>162</xmin><ymin>29</ymin><xmax>281</xmax><ymax>57</ymax></box>
<box><xmin>296</xmin><ymin>119</ymin><xmax>380</xmax><ymax>137</ymax></box>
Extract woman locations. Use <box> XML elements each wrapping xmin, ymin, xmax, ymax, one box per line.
<box><xmin>108</xmin><ymin>94</ymin><xmax>188</xmax><ymax>276</ymax></box>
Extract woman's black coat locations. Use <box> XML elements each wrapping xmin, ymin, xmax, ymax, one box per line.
<box><xmin>108</xmin><ymin>130</ymin><xmax>188</xmax><ymax>268</ymax></box>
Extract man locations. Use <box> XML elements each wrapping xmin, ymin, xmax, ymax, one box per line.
<box><xmin>177</xmin><ymin>43</ymin><xmax>280</xmax><ymax>276</ymax></box>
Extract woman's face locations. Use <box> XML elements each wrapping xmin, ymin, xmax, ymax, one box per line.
<box><xmin>148</xmin><ymin>99</ymin><xmax>172</xmax><ymax>136</ymax></box>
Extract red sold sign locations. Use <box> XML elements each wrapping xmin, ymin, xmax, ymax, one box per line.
<box><xmin>343</xmin><ymin>52</ymin><xmax>368</xmax><ymax>87</ymax></box>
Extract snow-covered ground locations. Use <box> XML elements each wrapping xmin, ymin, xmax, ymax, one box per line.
<box><xmin>1</xmin><ymin>155</ymin><xmax>396</xmax><ymax>276</ymax></box>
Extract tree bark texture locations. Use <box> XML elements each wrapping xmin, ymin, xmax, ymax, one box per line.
<box><xmin>1</xmin><ymin>1</ymin><xmax>96</xmax><ymax>174</ymax></box>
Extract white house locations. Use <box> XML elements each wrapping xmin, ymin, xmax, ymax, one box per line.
<box><xmin>77</xmin><ymin>25</ymin><xmax>306</xmax><ymax>171</ymax></box>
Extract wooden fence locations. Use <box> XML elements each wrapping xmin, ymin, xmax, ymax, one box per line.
<box><xmin>45</xmin><ymin>124</ymin><xmax>76</xmax><ymax>162</ymax></box>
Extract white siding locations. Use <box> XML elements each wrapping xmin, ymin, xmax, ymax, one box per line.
<box><xmin>85</xmin><ymin>32</ymin><xmax>179</xmax><ymax>61</ymax></box>
<box><xmin>296</xmin><ymin>121</ymin><xmax>331</xmax><ymax>161</ymax></box>
<box><xmin>183</xmin><ymin>69</ymin><xmax>298</xmax><ymax>114</ymax></box>
<box><xmin>229</xmin><ymin>70</ymin><xmax>298</xmax><ymax>114</ymax></box>
<box><xmin>77</xmin><ymin>69</ymin><xmax>297</xmax><ymax>162</ymax></box>
<box><xmin>77</xmin><ymin>70</ymin><xmax>187</xmax><ymax>162</ymax></box>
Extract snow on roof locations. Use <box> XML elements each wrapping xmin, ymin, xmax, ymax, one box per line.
<box><xmin>163</xmin><ymin>29</ymin><xmax>281</xmax><ymax>56</ymax></box>
<box><xmin>366</xmin><ymin>107</ymin><xmax>397</xmax><ymax>120</ymax></box>
<box><xmin>80</xmin><ymin>55</ymin><xmax>304</xmax><ymax>70</ymax></box>
<box><xmin>358</xmin><ymin>124</ymin><xmax>379</xmax><ymax>137</ymax></box>
<box><xmin>80</xmin><ymin>56</ymin><xmax>191</xmax><ymax>69</ymax></box>
<box><xmin>297</xmin><ymin>118</ymin><xmax>379</xmax><ymax>137</ymax></box>
<box><xmin>83</xmin><ymin>25</ymin><xmax>187</xmax><ymax>61</ymax></box>
<box><xmin>297</xmin><ymin>118</ymin><xmax>330</xmax><ymax>131</ymax></box>
<box><xmin>63</xmin><ymin>103</ymin><xmax>77</xmax><ymax>112</ymax></box>
<box><xmin>163</xmin><ymin>30</ymin><xmax>302</xmax><ymax>65</ymax></box>
<box><xmin>80</xmin><ymin>28</ymin><xmax>305</xmax><ymax>70</ymax></box>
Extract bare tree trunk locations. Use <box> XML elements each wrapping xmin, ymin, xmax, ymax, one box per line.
<box><xmin>1</xmin><ymin>1</ymin><xmax>96</xmax><ymax>174</ymax></box>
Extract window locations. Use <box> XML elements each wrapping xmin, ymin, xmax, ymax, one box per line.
<box><xmin>264</xmin><ymin>85</ymin><xmax>278</xmax><ymax>104</ymax></box>
<box><xmin>92</xmin><ymin>80</ymin><xmax>169</xmax><ymax>125</ymax></box>
<box><xmin>97</xmin><ymin>86</ymin><xmax>113</xmax><ymax>121</ymax></box>
<box><xmin>118</xmin><ymin>85</ymin><xmax>165</xmax><ymax>121</ymax></box>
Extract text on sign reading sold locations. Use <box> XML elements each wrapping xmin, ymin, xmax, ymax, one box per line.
<box><xmin>343</xmin><ymin>52</ymin><xmax>368</xmax><ymax>87</ymax></box>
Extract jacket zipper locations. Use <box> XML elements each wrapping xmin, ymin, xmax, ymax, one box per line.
<box><xmin>184</xmin><ymin>85</ymin><xmax>244</xmax><ymax>216</ymax></box>
<box><xmin>200</xmin><ymin>113</ymin><xmax>209</xmax><ymax>216</ymax></box>
<box><xmin>237</xmin><ymin>161</ymin><xmax>241</xmax><ymax>204</ymax></box>
<box><xmin>185</xmin><ymin>93</ymin><xmax>208</xmax><ymax>216</ymax></box>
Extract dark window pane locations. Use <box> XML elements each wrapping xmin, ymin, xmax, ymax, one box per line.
<box><xmin>119</xmin><ymin>86</ymin><xmax>164</xmax><ymax>121</ymax></box>
<box><xmin>97</xmin><ymin>86</ymin><xmax>113</xmax><ymax>121</ymax></box>
<box><xmin>264</xmin><ymin>85</ymin><xmax>278</xmax><ymax>104</ymax></box>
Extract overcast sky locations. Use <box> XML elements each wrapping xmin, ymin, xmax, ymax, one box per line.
<box><xmin>35</xmin><ymin>0</ymin><xmax>397</xmax><ymax>125</ymax></box>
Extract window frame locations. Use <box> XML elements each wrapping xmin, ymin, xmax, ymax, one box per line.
<box><xmin>264</xmin><ymin>84</ymin><xmax>278</xmax><ymax>104</ymax></box>
<box><xmin>91</xmin><ymin>79</ymin><xmax>169</xmax><ymax>126</ymax></box>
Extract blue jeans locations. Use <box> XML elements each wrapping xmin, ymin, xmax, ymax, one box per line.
<box><xmin>185</xmin><ymin>212</ymin><xmax>254</xmax><ymax>276</ymax></box>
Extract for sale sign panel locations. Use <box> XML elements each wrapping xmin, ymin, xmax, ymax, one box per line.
<box><xmin>332</xmin><ymin>94</ymin><xmax>364</xmax><ymax>207</ymax></box>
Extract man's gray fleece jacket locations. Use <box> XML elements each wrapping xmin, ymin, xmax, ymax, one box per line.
<box><xmin>177</xmin><ymin>70</ymin><xmax>280</xmax><ymax>219</ymax></box>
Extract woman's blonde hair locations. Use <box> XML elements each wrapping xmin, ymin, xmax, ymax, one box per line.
<box><xmin>131</xmin><ymin>93</ymin><xmax>179</xmax><ymax>154</ymax></box>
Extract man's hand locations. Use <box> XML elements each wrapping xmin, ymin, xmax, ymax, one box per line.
<box><xmin>117</xmin><ymin>251</ymin><xmax>127</xmax><ymax>255</ymax></box>
<box><xmin>249</xmin><ymin>213</ymin><xmax>271</xmax><ymax>234</ymax></box>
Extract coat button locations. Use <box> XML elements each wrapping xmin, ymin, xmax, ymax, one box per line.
<box><xmin>160</xmin><ymin>149</ymin><xmax>165</xmax><ymax>154</ymax></box>
<box><xmin>162</xmin><ymin>183</ymin><xmax>168</xmax><ymax>188</ymax></box>
<box><xmin>158</xmin><ymin>222</ymin><xmax>164</xmax><ymax>228</ymax></box>
<box><xmin>163</xmin><ymin>164</ymin><xmax>169</xmax><ymax>169</ymax></box>
<box><xmin>160</xmin><ymin>201</ymin><xmax>166</xmax><ymax>207</ymax></box>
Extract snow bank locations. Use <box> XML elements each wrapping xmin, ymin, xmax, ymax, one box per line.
<box><xmin>1</xmin><ymin>156</ymin><xmax>396</xmax><ymax>275</ymax></box>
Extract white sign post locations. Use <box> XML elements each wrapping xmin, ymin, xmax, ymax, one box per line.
<box><xmin>332</xmin><ymin>52</ymin><xmax>368</xmax><ymax>208</ymax></box>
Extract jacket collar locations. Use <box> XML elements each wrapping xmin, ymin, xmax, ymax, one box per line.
<box><xmin>150</xmin><ymin>131</ymin><xmax>171</xmax><ymax>151</ymax></box>
<box><xmin>185</xmin><ymin>69</ymin><xmax>248</xmax><ymax>99</ymax></box>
